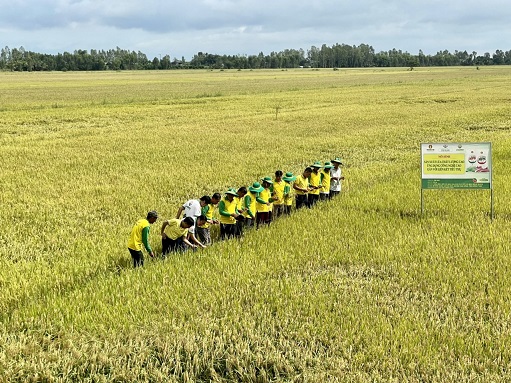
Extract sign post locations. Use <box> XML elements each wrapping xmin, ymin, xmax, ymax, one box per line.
<box><xmin>420</xmin><ymin>142</ymin><xmax>493</xmax><ymax>220</ymax></box>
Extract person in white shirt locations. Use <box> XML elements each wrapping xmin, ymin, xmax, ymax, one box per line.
<box><xmin>329</xmin><ymin>157</ymin><xmax>345</xmax><ymax>198</ymax></box>
<box><xmin>176</xmin><ymin>196</ymin><xmax>211</xmax><ymax>236</ymax></box>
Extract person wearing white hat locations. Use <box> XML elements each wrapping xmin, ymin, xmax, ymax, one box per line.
<box><xmin>330</xmin><ymin>157</ymin><xmax>345</xmax><ymax>198</ymax></box>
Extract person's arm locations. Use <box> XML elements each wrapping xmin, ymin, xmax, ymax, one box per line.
<box><xmin>187</xmin><ymin>233</ymin><xmax>206</xmax><ymax>248</ymax></box>
<box><xmin>142</xmin><ymin>226</ymin><xmax>154</xmax><ymax>257</ymax></box>
<box><xmin>284</xmin><ymin>184</ymin><xmax>290</xmax><ymax>197</ymax></box>
<box><xmin>320</xmin><ymin>173</ymin><xmax>325</xmax><ymax>190</ymax></box>
<box><xmin>244</xmin><ymin>195</ymin><xmax>255</xmax><ymax>218</ymax></box>
<box><xmin>176</xmin><ymin>206</ymin><xmax>184</xmax><ymax>219</ymax></box>
<box><xmin>218</xmin><ymin>200</ymin><xmax>231</xmax><ymax>217</ymax></box>
<box><xmin>256</xmin><ymin>194</ymin><xmax>267</xmax><ymax>204</ymax></box>
<box><xmin>293</xmin><ymin>180</ymin><xmax>308</xmax><ymax>193</ymax></box>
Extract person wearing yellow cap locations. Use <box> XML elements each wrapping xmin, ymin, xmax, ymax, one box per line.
<box><xmin>256</xmin><ymin>177</ymin><xmax>273</xmax><ymax>228</ymax></box>
<box><xmin>244</xmin><ymin>181</ymin><xmax>263</xmax><ymax>228</ymax></box>
<box><xmin>293</xmin><ymin>167</ymin><xmax>312</xmax><ymax>209</ymax></box>
<box><xmin>283</xmin><ymin>172</ymin><xmax>296</xmax><ymax>215</ymax></box>
<box><xmin>218</xmin><ymin>188</ymin><xmax>241</xmax><ymax>239</ymax></box>
<box><xmin>127</xmin><ymin>210</ymin><xmax>158</xmax><ymax>267</ymax></box>
<box><xmin>330</xmin><ymin>157</ymin><xmax>345</xmax><ymax>198</ymax></box>
<box><xmin>320</xmin><ymin>162</ymin><xmax>333</xmax><ymax>201</ymax></box>
<box><xmin>271</xmin><ymin>170</ymin><xmax>286</xmax><ymax>219</ymax></box>
<box><xmin>308</xmin><ymin>161</ymin><xmax>323</xmax><ymax>207</ymax></box>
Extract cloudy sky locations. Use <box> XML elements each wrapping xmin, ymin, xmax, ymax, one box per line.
<box><xmin>1</xmin><ymin>0</ymin><xmax>509</xmax><ymax>60</ymax></box>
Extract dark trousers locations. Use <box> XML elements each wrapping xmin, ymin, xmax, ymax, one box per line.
<box><xmin>284</xmin><ymin>205</ymin><xmax>292</xmax><ymax>215</ymax></box>
<box><xmin>296</xmin><ymin>194</ymin><xmax>308</xmax><ymax>209</ymax></box>
<box><xmin>162</xmin><ymin>236</ymin><xmax>185</xmax><ymax>256</ymax></box>
<box><xmin>220</xmin><ymin>223</ymin><xmax>237</xmax><ymax>240</ymax></box>
<box><xmin>308</xmin><ymin>193</ymin><xmax>320</xmax><ymax>207</ymax></box>
<box><xmin>256</xmin><ymin>212</ymin><xmax>271</xmax><ymax>228</ymax></box>
<box><xmin>319</xmin><ymin>193</ymin><xmax>329</xmax><ymax>201</ymax></box>
<box><xmin>273</xmin><ymin>204</ymin><xmax>284</xmax><ymax>218</ymax></box>
<box><xmin>330</xmin><ymin>190</ymin><xmax>340</xmax><ymax>199</ymax></box>
<box><xmin>128</xmin><ymin>248</ymin><xmax>144</xmax><ymax>268</ymax></box>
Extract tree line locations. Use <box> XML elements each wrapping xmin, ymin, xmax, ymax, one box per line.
<box><xmin>1</xmin><ymin>44</ymin><xmax>511</xmax><ymax>72</ymax></box>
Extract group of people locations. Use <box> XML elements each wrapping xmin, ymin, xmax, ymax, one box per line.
<box><xmin>127</xmin><ymin>158</ymin><xmax>345</xmax><ymax>267</ymax></box>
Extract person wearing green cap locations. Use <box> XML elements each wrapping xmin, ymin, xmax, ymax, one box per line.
<box><xmin>283</xmin><ymin>172</ymin><xmax>296</xmax><ymax>215</ymax></box>
<box><xmin>294</xmin><ymin>167</ymin><xmax>312</xmax><ymax>209</ymax></box>
<box><xmin>256</xmin><ymin>177</ymin><xmax>273</xmax><ymax>228</ymax></box>
<box><xmin>308</xmin><ymin>161</ymin><xmax>323</xmax><ymax>207</ymax></box>
<box><xmin>330</xmin><ymin>157</ymin><xmax>345</xmax><ymax>198</ymax></box>
<box><xmin>127</xmin><ymin>210</ymin><xmax>158</xmax><ymax>267</ymax></box>
<box><xmin>320</xmin><ymin>162</ymin><xmax>333</xmax><ymax>200</ymax></box>
<box><xmin>244</xmin><ymin>181</ymin><xmax>263</xmax><ymax>228</ymax></box>
<box><xmin>218</xmin><ymin>188</ymin><xmax>241</xmax><ymax>239</ymax></box>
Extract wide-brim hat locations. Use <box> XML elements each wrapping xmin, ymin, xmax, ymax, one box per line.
<box><xmin>225</xmin><ymin>188</ymin><xmax>238</xmax><ymax>196</ymax></box>
<box><xmin>311</xmin><ymin>161</ymin><xmax>323</xmax><ymax>168</ymax></box>
<box><xmin>331</xmin><ymin>157</ymin><xmax>343</xmax><ymax>165</ymax></box>
<box><xmin>249</xmin><ymin>181</ymin><xmax>264</xmax><ymax>193</ymax></box>
<box><xmin>283</xmin><ymin>172</ymin><xmax>296</xmax><ymax>182</ymax></box>
<box><xmin>261</xmin><ymin>176</ymin><xmax>273</xmax><ymax>185</ymax></box>
<box><xmin>323</xmin><ymin>161</ymin><xmax>333</xmax><ymax>169</ymax></box>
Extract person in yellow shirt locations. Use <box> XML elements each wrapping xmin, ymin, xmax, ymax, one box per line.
<box><xmin>161</xmin><ymin>216</ymin><xmax>206</xmax><ymax>256</ymax></box>
<box><xmin>308</xmin><ymin>161</ymin><xmax>322</xmax><ymax>207</ymax></box>
<box><xmin>196</xmin><ymin>193</ymin><xmax>221</xmax><ymax>246</ymax></box>
<box><xmin>320</xmin><ymin>162</ymin><xmax>333</xmax><ymax>201</ymax></box>
<box><xmin>293</xmin><ymin>167</ymin><xmax>312</xmax><ymax>209</ymax></box>
<box><xmin>271</xmin><ymin>170</ymin><xmax>286</xmax><ymax>219</ymax></box>
<box><xmin>218</xmin><ymin>188</ymin><xmax>241</xmax><ymax>239</ymax></box>
<box><xmin>127</xmin><ymin>210</ymin><xmax>158</xmax><ymax>267</ymax></box>
<box><xmin>243</xmin><ymin>181</ymin><xmax>263</xmax><ymax>228</ymax></box>
<box><xmin>256</xmin><ymin>177</ymin><xmax>273</xmax><ymax>228</ymax></box>
<box><xmin>235</xmin><ymin>187</ymin><xmax>248</xmax><ymax>237</ymax></box>
<box><xmin>283</xmin><ymin>172</ymin><xmax>296</xmax><ymax>215</ymax></box>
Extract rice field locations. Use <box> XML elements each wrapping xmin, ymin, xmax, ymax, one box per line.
<box><xmin>1</xmin><ymin>67</ymin><xmax>511</xmax><ymax>382</ymax></box>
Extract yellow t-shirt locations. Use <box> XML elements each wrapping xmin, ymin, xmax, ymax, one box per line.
<box><xmin>243</xmin><ymin>191</ymin><xmax>257</xmax><ymax>218</ymax></box>
<box><xmin>321</xmin><ymin>170</ymin><xmax>331</xmax><ymax>193</ymax></box>
<box><xmin>127</xmin><ymin>218</ymin><xmax>150</xmax><ymax>251</ymax></box>
<box><xmin>164</xmin><ymin>219</ymin><xmax>189</xmax><ymax>240</ymax></box>
<box><xmin>200</xmin><ymin>203</ymin><xmax>215</xmax><ymax>229</ymax></box>
<box><xmin>256</xmin><ymin>188</ymin><xmax>271</xmax><ymax>213</ymax></box>
<box><xmin>294</xmin><ymin>175</ymin><xmax>309</xmax><ymax>195</ymax></box>
<box><xmin>284</xmin><ymin>182</ymin><xmax>293</xmax><ymax>206</ymax></box>
<box><xmin>272</xmin><ymin>180</ymin><xmax>285</xmax><ymax>205</ymax></box>
<box><xmin>219</xmin><ymin>197</ymin><xmax>237</xmax><ymax>224</ymax></box>
<box><xmin>309</xmin><ymin>171</ymin><xmax>321</xmax><ymax>195</ymax></box>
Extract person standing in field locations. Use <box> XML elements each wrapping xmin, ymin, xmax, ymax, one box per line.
<box><xmin>235</xmin><ymin>187</ymin><xmax>248</xmax><ymax>237</ymax></box>
<box><xmin>283</xmin><ymin>172</ymin><xmax>296</xmax><ymax>215</ymax></box>
<box><xmin>243</xmin><ymin>182</ymin><xmax>263</xmax><ymax>228</ymax></box>
<box><xmin>320</xmin><ymin>162</ymin><xmax>333</xmax><ymax>201</ymax></box>
<box><xmin>218</xmin><ymin>188</ymin><xmax>241</xmax><ymax>239</ymax></box>
<box><xmin>127</xmin><ymin>210</ymin><xmax>158</xmax><ymax>267</ymax></box>
<box><xmin>196</xmin><ymin>193</ymin><xmax>221</xmax><ymax>246</ymax></box>
<box><xmin>256</xmin><ymin>177</ymin><xmax>273</xmax><ymax>228</ymax></box>
<box><xmin>294</xmin><ymin>167</ymin><xmax>312</xmax><ymax>209</ymax></box>
<box><xmin>308</xmin><ymin>162</ymin><xmax>322</xmax><ymax>207</ymax></box>
<box><xmin>330</xmin><ymin>157</ymin><xmax>345</xmax><ymax>198</ymax></box>
<box><xmin>271</xmin><ymin>170</ymin><xmax>286</xmax><ymax>219</ymax></box>
<box><xmin>161</xmin><ymin>216</ymin><xmax>205</xmax><ymax>256</ymax></box>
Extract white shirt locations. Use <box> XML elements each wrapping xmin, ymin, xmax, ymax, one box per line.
<box><xmin>330</xmin><ymin>167</ymin><xmax>342</xmax><ymax>192</ymax></box>
<box><xmin>182</xmin><ymin>199</ymin><xmax>201</xmax><ymax>234</ymax></box>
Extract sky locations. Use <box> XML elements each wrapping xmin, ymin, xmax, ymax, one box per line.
<box><xmin>1</xmin><ymin>0</ymin><xmax>510</xmax><ymax>60</ymax></box>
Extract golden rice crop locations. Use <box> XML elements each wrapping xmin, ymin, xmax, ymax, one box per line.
<box><xmin>1</xmin><ymin>67</ymin><xmax>511</xmax><ymax>381</ymax></box>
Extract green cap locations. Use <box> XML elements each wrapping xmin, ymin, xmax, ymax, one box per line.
<box><xmin>311</xmin><ymin>161</ymin><xmax>323</xmax><ymax>168</ymax></box>
<box><xmin>283</xmin><ymin>172</ymin><xmax>297</xmax><ymax>182</ymax></box>
<box><xmin>323</xmin><ymin>162</ymin><xmax>333</xmax><ymax>169</ymax></box>
<box><xmin>249</xmin><ymin>182</ymin><xmax>264</xmax><ymax>193</ymax></box>
<box><xmin>261</xmin><ymin>176</ymin><xmax>273</xmax><ymax>185</ymax></box>
<box><xmin>331</xmin><ymin>157</ymin><xmax>343</xmax><ymax>164</ymax></box>
<box><xmin>225</xmin><ymin>188</ymin><xmax>238</xmax><ymax>196</ymax></box>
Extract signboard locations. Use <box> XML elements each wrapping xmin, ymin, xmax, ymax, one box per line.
<box><xmin>421</xmin><ymin>142</ymin><xmax>492</xmax><ymax>190</ymax></box>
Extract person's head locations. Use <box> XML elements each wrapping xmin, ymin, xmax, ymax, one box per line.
<box><xmin>261</xmin><ymin>176</ymin><xmax>273</xmax><ymax>189</ymax></box>
<box><xmin>196</xmin><ymin>215</ymin><xmax>207</xmax><ymax>227</ymax></box>
<box><xmin>237</xmin><ymin>186</ymin><xmax>247</xmax><ymax>198</ymax></box>
<box><xmin>146</xmin><ymin>210</ymin><xmax>158</xmax><ymax>224</ymax></box>
<box><xmin>199</xmin><ymin>195</ymin><xmax>211</xmax><ymax>207</ymax></box>
<box><xmin>275</xmin><ymin>170</ymin><xmax>283</xmax><ymax>182</ymax></box>
<box><xmin>331</xmin><ymin>157</ymin><xmax>343</xmax><ymax>169</ymax></box>
<box><xmin>225</xmin><ymin>188</ymin><xmax>237</xmax><ymax>201</ymax></box>
<box><xmin>181</xmin><ymin>216</ymin><xmax>195</xmax><ymax>228</ymax></box>
<box><xmin>311</xmin><ymin>161</ymin><xmax>322</xmax><ymax>173</ymax></box>
<box><xmin>303</xmin><ymin>167</ymin><xmax>312</xmax><ymax>177</ymax></box>
<box><xmin>211</xmin><ymin>193</ymin><xmax>222</xmax><ymax>205</ymax></box>
<box><xmin>323</xmin><ymin>162</ymin><xmax>333</xmax><ymax>172</ymax></box>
